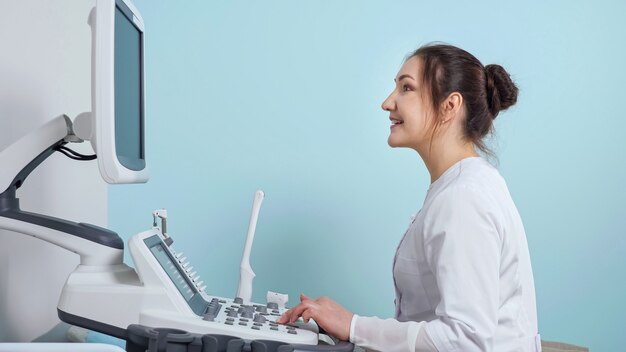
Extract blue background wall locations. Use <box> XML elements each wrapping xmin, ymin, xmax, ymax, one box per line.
<box><xmin>110</xmin><ymin>1</ymin><xmax>626</xmax><ymax>350</ymax></box>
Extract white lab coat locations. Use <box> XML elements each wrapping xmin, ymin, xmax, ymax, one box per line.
<box><xmin>350</xmin><ymin>157</ymin><xmax>540</xmax><ymax>352</ymax></box>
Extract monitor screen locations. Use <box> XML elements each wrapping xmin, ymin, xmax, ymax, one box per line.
<box><xmin>114</xmin><ymin>2</ymin><xmax>144</xmax><ymax>171</ymax></box>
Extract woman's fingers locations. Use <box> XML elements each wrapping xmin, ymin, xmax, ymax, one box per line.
<box><xmin>277</xmin><ymin>293</ymin><xmax>313</xmax><ymax>324</ymax></box>
<box><xmin>277</xmin><ymin>300</ymin><xmax>315</xmax><ymax>324</ymax></box>
<box><xmin>301</xmin><ymin>307</ymin><xmax>314</xmax><ymax>324</ymax></box>
<box><xmin>300</xmin><ymin>293</ymin><xmax>312</xmax><ymax>302</ymax></box>
<box><xmin>277</xmin><ymin>295</ymin><xmax>352</xmax><ymax>341</ymax></box>
<box><xmin>289</xmin><ymin>300</ymin><xmax>317</xmax><ymax>323</ymax></box>
<box><xmin>276</xmin><ymin>307</ymin><xmax>296</xmax><ymax>324</ymax></box>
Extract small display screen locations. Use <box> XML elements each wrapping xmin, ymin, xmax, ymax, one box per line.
<box><xmin>114</xmin><ymin>4</ymin><xmax>144</xmax><ymax>170</ymax></box>
<box><xmin>149</xmin><ymin>243</ymin><xmax>196</xmax><ymax>301</ymax></box>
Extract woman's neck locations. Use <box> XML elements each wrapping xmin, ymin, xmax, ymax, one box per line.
<box><xmin>419</xmin><ymin>142</ymin><xmax>478</xmax><ymax>184</ymax></box>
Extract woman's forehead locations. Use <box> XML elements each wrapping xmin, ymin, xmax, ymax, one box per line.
<box><xmin>397</xmin><ymin>56</ymin><xmax>422</xmax><ymax>80</ymax></box>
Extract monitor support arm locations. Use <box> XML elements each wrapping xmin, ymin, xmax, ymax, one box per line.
<box><xmin>0</xmin><ymin>115</ymin><xmax>75</xmax><ymax>193</ymax></box>
<box><xmin>0</xmin><ymin>114</ymin><xmax>124</xmax><ymax>266</ymax></box>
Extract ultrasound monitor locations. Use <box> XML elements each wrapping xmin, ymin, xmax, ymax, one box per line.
<box><xmin>84</xmin><ymin>0</ymin><xmax>149</xmax><ymax>184</ymax></box>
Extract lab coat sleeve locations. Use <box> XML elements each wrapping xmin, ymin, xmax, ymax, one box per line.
<box><xmin>350</xmin><ymin>314</ymin><xmax>438</xmax><ymax>352</ymax></box>
<box><xmin>422</xmin><ymin>184</ymin><xmax>501</xmax><ymax>351</ymax></box>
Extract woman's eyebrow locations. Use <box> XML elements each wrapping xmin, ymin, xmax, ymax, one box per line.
<box><xmin>394</xmin><ymin>74</ymin><xmax>415</xmax><ymax>83</ymax></box>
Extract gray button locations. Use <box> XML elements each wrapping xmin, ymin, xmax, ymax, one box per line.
<box><xmin>267</xmin><ymin>302</ymin><xmax>279</xmax><ymax>309</ymax></box>
<box><xmin>239</xmin><ymin>318</ymin><xmax>249</xmax><ymax>322</ymax></box>
<box><xmin>207</xmin><ymin>307</ymin><xmax>219</xmax><ymax>314</ymax></box>
<box><xmin>251</xmin><ymin>326</ymin><xmax>260</xmax><ymax>330</ymax></box>
<box><xmin>234</xmin><ymin>297</ymin><xmax>243</xmax><ymax>304</ymax></box>
<box><xmin>226</xmin><ymin>317</ymin><xmax>234</xmax><ymax>322</ymax></box>
<box><xmin>227</xmin><ymin>310</ymin><xmax>238</xmax><ymax>317</ymax></box>
<box><xmin>269</xmin><ymin>322</ymin><xmax>278</xmax><ymax>327</ymax></box>
<box><xmin>225</xmin><ymin>321</ymin><xmax>233</xmax><ymax>325</ymax></box>
<box><xmin>253</xmin><ymin>314</ymin><xmax>267</xmax><ymax>323</ymax></box>
<box><xmin>270</xmin><ymin>326</ymin><xmax>278</xmax><ymax>331</ymax></box>
<box><xmin>253</xmin><ymin>322</ymin><xmax>263</xmax><ymax>326</ymax></box>
<box><xmin>288</xmin><ymin>330</ymin><xmax>297</xmax><ymax>334</ymax></box>
<box><xmin>202</xmin><ymin>313</ymin><xmax>215</xmax><ymax>322</ymax></box>
<box><xmin>241</xmin><ymin>311</ymin><xmax>253</xmax><ymax>319</ymax></box>
<box><xmin>272</xmin><ymin>309</ymin><xmax>280</xmax><ymax>314</ymax></box>
<box><xmin>286</xmin><ymin>326</ymin><xmax>296</xmax><ymax>330</ymax></box>
<box><xmin>238</xmin><ymin>322</ymin><xmax>247</xmax><ymax>326</ymax></box>
<box><xmin>219</xmin><ymin>299</ymin><xmax>227</xmax><ymax>303</ymax></box>
<box><xmin>238</xmin><ymin>306</ymin><xmax>253</xmax><ymax>314</ymax></box>
<box><xmin>256</xmin><ymin>306</ymin><xmax>268</xmax><ymax>313</ymax></box>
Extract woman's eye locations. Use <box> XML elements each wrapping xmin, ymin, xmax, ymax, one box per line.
<box><xmin>402</xmin><ymin>84</ymin><xmax>412</xmax><ymax>92</ymax></box>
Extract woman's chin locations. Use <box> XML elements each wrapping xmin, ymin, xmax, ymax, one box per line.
<box><xmin>388</xmin><ymin>135</ymin><xmax>403</xmax><ymax>148</ymax></box>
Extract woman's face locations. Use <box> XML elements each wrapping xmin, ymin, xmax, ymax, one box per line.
<box><xmin>382</xmin><ymin>56</ymin><xmax>435</xmax><ymax>151</ymax></box>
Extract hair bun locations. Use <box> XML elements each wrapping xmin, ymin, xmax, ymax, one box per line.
<box><xmin>485</xmin><ymin>64</ymin><xmax>518</xmax><ymax>118</ymax></box>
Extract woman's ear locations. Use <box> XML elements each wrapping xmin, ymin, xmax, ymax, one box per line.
<box><xmin>440</xmin><ymin>92</ymin><xmax>463</xmax><ymax>124</ymax></box>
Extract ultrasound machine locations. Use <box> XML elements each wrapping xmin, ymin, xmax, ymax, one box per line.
<box><xmin>0</xmin><ymin>1</ymin><xmax>353</xmax><ymax>351</ymax></box>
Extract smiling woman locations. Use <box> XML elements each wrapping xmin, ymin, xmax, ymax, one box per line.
<box><xmin>278</xmin><ymin>43</ymin><xmax>539</xmax><ymax>352</ymax></box>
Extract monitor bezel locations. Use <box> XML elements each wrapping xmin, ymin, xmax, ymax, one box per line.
<box><xmin>92</xmin><ymin>0</ymin><xmax>149</xmax><ymax>184</ymax></box>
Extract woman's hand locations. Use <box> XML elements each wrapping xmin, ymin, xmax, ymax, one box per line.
<box><xmin>276</xmin><ymin>294</ymin><xmax>353</xmax><ymax>341</ymax></box>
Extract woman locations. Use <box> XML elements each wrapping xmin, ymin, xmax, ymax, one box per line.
<box><xmin>277</xmin><ymin>44</ymin><xmax>540</xmax><ymax>352</ymax></box>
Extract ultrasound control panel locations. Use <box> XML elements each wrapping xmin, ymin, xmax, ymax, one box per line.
<box><xmin>131</xmin><ymin>230</ymin><xmax>320</xmax><ymax>345</ymax></box>
<box><xmin>197</xmin><ymin>296</ymin><xmax>316</xmax><ymax>341</ymax></box>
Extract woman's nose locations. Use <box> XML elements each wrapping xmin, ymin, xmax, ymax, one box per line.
<box><xmin>381</xmin><ymin>92</ymin><xmax>395</xmax><ymax>111</ymax></box>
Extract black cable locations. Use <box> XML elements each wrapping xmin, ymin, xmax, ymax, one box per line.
<box><xmin>57</xmin><ymin>146</ymin><xmax>92</xmax><ymax>158</ymax></box>
<box><xmin>56</xmin><ymin>148</ymin><xmax>92</xmax><ymax>161</ymax></box>
<box><xmin>57</xmin><ymin>146</ymin><xmax>96</xmax><ymax>159</ymax></box>
<box><xmin>54</xmin><ymin>146</ymin><xmax>97</xmax><ymax>161</ymax></box>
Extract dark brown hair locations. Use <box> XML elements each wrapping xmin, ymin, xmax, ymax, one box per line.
<box><xmin>409</xmin><ymin>43</ymin><xmax>518</xmax><ymax>155</ymax></box>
